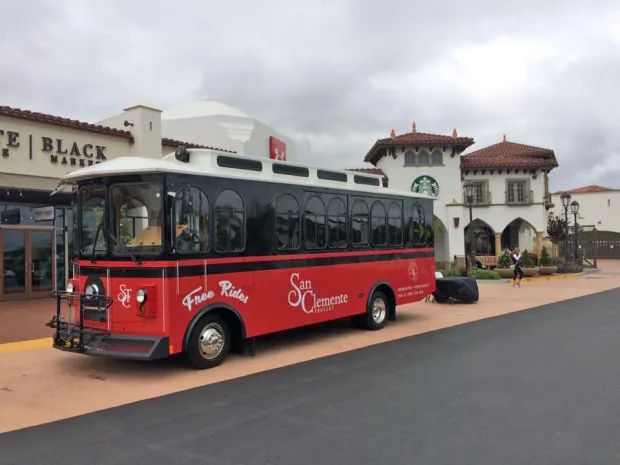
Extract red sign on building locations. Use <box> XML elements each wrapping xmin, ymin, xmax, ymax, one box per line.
<box><xmin>269</xmin><ymin>136</ymin><xmax>286</xmax><ymax>161</ymax></box>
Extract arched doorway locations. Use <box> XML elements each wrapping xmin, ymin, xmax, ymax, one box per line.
<box><xmin>501</xmin><ymin>218</ymin><xmax>537</xmax><ymax>253</ymax></box>
<box><xmin>433</xmin><ymin>216</ymin><xmax>449</xmax><ymax>267</ymax></box>
<box><xmin>464</xmin><ymin>219</ymin><xmax>496</xmax><ymax>259</ymax></box>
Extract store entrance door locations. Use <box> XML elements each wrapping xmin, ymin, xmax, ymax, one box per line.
<box><xmin>0</xmin><ymin>228</ymin><xmax>55</xmax><ymax>300</ymax></box>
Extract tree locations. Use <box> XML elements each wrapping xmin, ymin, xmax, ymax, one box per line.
<box><xmin>546</xmin><ymin>215</ymin><xmax>567</xmax><ymax>259</ymax></box>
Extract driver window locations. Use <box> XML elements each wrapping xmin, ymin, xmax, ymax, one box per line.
<box><xmin>174</xmin><ymin>186</ymin><xmax>209</xmax><ymax>254</ymax></box>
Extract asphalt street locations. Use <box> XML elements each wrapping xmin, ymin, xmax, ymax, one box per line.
<box><xmin>1</xmin><ymin>288</ymin><xmax>619</xmax><ymax>465</ymax></box>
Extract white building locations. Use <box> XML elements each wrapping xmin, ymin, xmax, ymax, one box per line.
<box><xmin>551</xmin><ymin>185</ymin><xmax>620</xmax><ymax>233</ymax></box>
<box><xmin>160</xmin><ymin>99</ymin><xmax>294</xmax><ymax>161</ymax></box>
<box><xmin>363</xmin><ymin>125</ymin><xmax>558</xmax><ymax>267</ymax></box>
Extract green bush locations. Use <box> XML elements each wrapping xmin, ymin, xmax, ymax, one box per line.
<box><xmin>437</xmin><ymin>267</ymin><xmax>466</xmax><ymax>277</ymax></box>
<box><xmin>468</xmin><ymin>268</ymin><xmax>501</xmax><ymax>280</ymax></box>
<box><xmin>520</xmin><ymin>249</ymin><xmax>535</xmax><ymax>268</ymax></box>
<box><xmin>540</xmin><ymin>247</ymin><xmax>552</xmax><ymax>266</ymax></box>
<box><xmin>498</xmin><ymin>250</ymin><xmax>512</xmax><ymax>268</ymax></box>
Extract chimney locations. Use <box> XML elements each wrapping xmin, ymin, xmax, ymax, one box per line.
<box><xmin>452</xmin><ymin>128</ymin><xmax>458</xmax><ymax>138</ymax></box>
<box><xmin>503</xmin><ymin>134</ymin><xmax>507</xmax><ymax>142</ymax></box>
<box><xmin>412</xmin><ymin>121</ymin><xmax>417</xmax><ymax>134</ymax></box>
<box><xmin>390</xmin><ymin>128</ymin><xmax>396</xmax><ymax>138</ymax></box>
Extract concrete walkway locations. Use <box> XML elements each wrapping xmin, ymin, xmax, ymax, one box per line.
<box><xmin>0</xmin><ymin>260</ymin><xmax>619</xmax><ymax>433</ymax></box>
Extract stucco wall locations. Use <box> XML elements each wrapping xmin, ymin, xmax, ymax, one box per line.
<box><xmin>551</xmin><ymin>191</ymin><xmax>620</xmax><ymax>233</ymax></box>
<box><xmin>0</xmin><ymin>115</ymin><xmax>133</xmax><ymax>181</ymax></box>
<box><xmin>462</xmin><ymin>172</ymin><xmax>547</xmax><ymax>233</ymax></box>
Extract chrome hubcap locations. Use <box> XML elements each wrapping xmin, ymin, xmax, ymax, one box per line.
<box><xmin>199</xmin><ymin>323</ymin><xmax>225</xmax><ymax>359</ymax></box>
<box><xmin>371</xmin><ymin>298</ymin><xmax>387</xmax><ymax>324</ymax></box>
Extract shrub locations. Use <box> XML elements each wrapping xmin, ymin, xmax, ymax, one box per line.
<box><xmin>498</xmin><ymin>250</ymin><xmax>512</xmax><ymax>268</ymax></box>
<box><xmin>520</xmin><ymin>249</ymin><xmax>535</xmax><ymax>268</ymax></box>
<box><xmin>437</xmin><ymin>267</ymin><xmax>466</xmax><ymax>277</ymax></box>
<box><xmin>468</xmin><ymin>268</ymin><xmax>501</xmax><ymax>280</ymax></box>
<box><xmin>540</xmin><ymin>247</ymin><xmax>552</xmax><ymax>266</ymax></box>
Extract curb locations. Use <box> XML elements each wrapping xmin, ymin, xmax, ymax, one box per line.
<box><xmin>0</xmin><ymin>337</ymin><xmax>52</xmax><ymax>355</ymax></box>
<box><xmin>510</xmin><ymin>273</ymin><xmax>581</xmax><ymax>284</ymax></box>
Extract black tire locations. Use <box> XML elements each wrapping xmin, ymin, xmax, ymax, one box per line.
<box><xmin>359</xmin><ymin>290</ymin><xmax>390</xmax><ymax>330</ymax></box>
<box><xmin>186</xmin><ymin>314</ymin><xmax>230</xmax><ymax>369</ymax></box>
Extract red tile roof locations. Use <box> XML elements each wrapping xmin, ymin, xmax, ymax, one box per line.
<box><xmin>161</xmin><ymin>137</ymin><xmax>236</xmax><ymax>153</ymax></box>
<box><xmin>365</xmin><ymin>129</ymin><xmax>474</xmax><ymax>165</ymax></box>
<box><xmin>346</xmin><ymin>168</ymin><xmax>388</xmax><ymax>186</ymax></box>
<box><xmin>461</xmin><ymin>140</ymin><xmax>558</xmax><ymax>171</ymax></box>
<box><xmin>0</xmin><ymin>105</ymin><xmax>134</xmax><ymax>141</ymax></box>
<box><xmin>552</xmin><ymin>185</ymin><xmax>618</xmax><ymax>195</ymax></box>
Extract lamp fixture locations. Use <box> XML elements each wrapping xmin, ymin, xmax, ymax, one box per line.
<box><xmin>560</xmin><ymin>191</ymin><xmax>572</xmax><ymax>208</ymax></box>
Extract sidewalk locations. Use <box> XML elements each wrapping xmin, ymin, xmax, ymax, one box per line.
<box><xmin>0</xmin><ymin>298</ymin><xmax>54</xmax><ymax>344</ymax></box>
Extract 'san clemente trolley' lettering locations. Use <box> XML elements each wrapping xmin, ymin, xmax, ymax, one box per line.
<box><xmin>49</xmin><ymin>147</ymin><xmax>436</xmax><ymax>368</ymax></box>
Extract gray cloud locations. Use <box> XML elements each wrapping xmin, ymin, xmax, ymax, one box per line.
<box><xmin>1</xmin><ymin>0</ymin><xmax>619</xmax><ymax>190</ymax></box>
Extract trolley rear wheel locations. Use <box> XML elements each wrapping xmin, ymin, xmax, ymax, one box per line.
<box><xmin>355</xmin><ymin>290</ymin><xmax>390</xmax><ymax>330</ymax></box>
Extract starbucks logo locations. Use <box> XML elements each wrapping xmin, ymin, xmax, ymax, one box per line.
<box><xmin>411</xmin><ymin>175</ymin><xmax>439</xmax><ymax>197</ymax></box>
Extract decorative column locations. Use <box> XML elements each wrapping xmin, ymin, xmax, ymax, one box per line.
<box><xmin>495</xmin><ymin>232</ymin><xmax>502</xmax><ymax>256</ymax></box>
<box><xmin>535</xmin><ymin>231</ymin><xmax>544</xmax><ymax>255</ymax></box>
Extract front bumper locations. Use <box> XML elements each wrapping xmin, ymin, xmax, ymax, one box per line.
<box><xmin>49</xmin><ymin>291</ymin><xmax>169</xmax><ymax>361</ymax></box>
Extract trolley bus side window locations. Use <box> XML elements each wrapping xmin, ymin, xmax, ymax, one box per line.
<box><xmin>351</xmin><ymin>199</ymin><xmax>369</xmax><ymax>248</ymax></box>
<box><xmin>275</xmin><ymin>194</ymin><xmax>301</xmax><ymax>251</ymax></box>
<box><xmin>214</xmin><ymin>189</ymin><xmax>245</xmax><ymax>253</ymax></box>
<box><xmin>174</xmin><ymin>186</ymin><xmax>210</xmax><ymax>254</ymax></box>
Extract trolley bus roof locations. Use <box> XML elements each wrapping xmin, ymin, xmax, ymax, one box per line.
<box><xmin>60</xmin><ymin>149</ymin><xmax>434</xmax><ymax>199</ymax></box>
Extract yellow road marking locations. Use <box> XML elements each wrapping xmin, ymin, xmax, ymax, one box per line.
<box><xmin>0</xmin><ymin>338</ymin><xmax>52</xmax><ymax>355</ymax></box>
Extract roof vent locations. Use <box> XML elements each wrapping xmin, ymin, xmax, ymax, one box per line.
<box><xmin>175</xmin><ymin>146</ymin><xmax>190</xmax><ymax>163</ymax></box>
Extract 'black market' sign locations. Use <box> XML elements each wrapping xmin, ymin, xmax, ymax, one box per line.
<box><xmin>0</xmin><ymin>129</ymin><xmax>107</xmax><ymax>167</ymax></box>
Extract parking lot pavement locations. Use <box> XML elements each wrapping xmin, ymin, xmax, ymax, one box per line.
<box><xmin>1</xmin><ymin>287</ymin><xmax>620</xmax><ymax>465</ymax></box>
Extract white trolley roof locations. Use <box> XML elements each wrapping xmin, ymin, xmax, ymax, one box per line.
<box><xmin>61</xmin><ymin>149</ymin><xmax>433</xmax><ymax>199</ymax></box>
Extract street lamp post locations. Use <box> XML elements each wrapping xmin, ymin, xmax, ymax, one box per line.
<box><xmin>463</xmin><ymin>183</ymin><xmax>476</xmax><ymax>271</ymax></box>
<box><xmin>560</xmin><ymin>192</ymin><xmax>572</xmax><ymax>264</ymax></box>
<box><xmin>570</xmin><ymin>200</ymin><xmax>580</xmax><ymax>264</ymax></box>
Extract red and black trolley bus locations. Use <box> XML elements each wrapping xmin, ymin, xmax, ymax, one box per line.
<box><xmin>50</xmin><ymin>148</ymin><xmax>436</xmax><ymax>368</ymax></box>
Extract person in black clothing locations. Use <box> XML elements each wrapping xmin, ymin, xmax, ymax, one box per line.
<box><xmin>512</xmin><ymin>247</ymin><xmax>523</xmax><ymax>287</ymax></box>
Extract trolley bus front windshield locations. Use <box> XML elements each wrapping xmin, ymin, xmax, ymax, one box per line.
<box><xmin>78</xmin><ymin>183</ymin><xmax>164</xmax><ymax>258</ymax></box>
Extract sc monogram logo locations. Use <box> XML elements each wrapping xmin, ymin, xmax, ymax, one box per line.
<box><xmin>117</xmin><ymin>284</ymin><xmax>132</xmax><ymax>308</ymax></box>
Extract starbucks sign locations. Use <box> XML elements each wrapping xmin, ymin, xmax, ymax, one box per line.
<box><xmin>411</xmin><ymin>175</ymin><xmax>439</xmax><ymax>197</ymax></box>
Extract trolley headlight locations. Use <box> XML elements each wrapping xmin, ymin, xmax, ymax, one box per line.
<box><xmin>85</xmin><ymin>283</ymin><xmax>100</xmax><ymax>296</ymax></box>
<box><xmin>136</xmin><ymin>288</ymin><xmax>147</xmax><ymax>304</ymax></box>
<box><xmin>65</xmin><ymin>282</ymin><xmax>74</xmax><ymax>294</ymax></box>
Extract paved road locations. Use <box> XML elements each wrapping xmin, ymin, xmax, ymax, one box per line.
<box><xmin>2</xmin><ymin>288</ymin><xmax>620</xmax><ymax>465</ymax></box>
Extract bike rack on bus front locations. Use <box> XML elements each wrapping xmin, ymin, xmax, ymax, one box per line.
<box><xmin>48</xmin><ymin>291</ymin><xmax>113</xmax><ymax>352</ymax></box>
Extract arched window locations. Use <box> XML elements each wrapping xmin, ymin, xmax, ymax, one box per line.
<box><xmin>275</xmin><ymin>194</ymin><xmax>300</xmax><ymax>250</ymax></box>
<box><xmin>417</xmin><ymin>150</ymin><xmax>430</xmax><ymax>166</ymax></box>
<box><xmin>431</xmin><ymin>150</ymin><xmax>443</xmax><ymax>165</ymax></box>
<box><xmin>214</xmin><ymin>189</ymin><xmax>245</xmax><ymax>252</ymax></box>
<box><xmin>388</xmin><ymin>202</ymin><xmax>403</xmax><ymax>246</ymax></box>
<box><xmin>174</xmin><ymin>186</ymin><xmax>209</xmax><ymax>254</ymax></box>
<box><xmin>327</xmin><ymin>197</ymin><xmax>347</xmax><ymax>248</ymax></box>
<box><xmin>404</xmin><ymin>150</ymin><xmax>415</xmax><ymax>167</ymax></box>
<box><xmin>410</xmin><ymin>202</ymin><xmax>426</xmax><ymax>246</ymax></box>
<box><xmin>304</xmin><ymin>196</ymin><xmax>326</xmax><ymax>249</ymax></box>
<box><xmin>351</xmin><ymin>200</ymin><xmax>369</xmax><ymax>247</ymax></box>
<box><xmin>371</xmin><ymin>201</ymin><xmax>387</xmax><ymax>246</ymax></box>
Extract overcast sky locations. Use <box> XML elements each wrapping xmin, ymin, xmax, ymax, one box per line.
<box><xmin>1</xmin><ymin>0</ymin><xmax>619</xmax><ymax>190</ymax></box>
